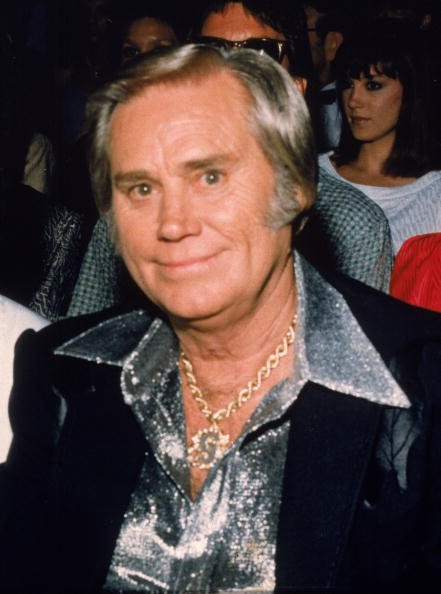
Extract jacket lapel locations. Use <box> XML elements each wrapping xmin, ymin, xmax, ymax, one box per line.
<box><xmin>50</xmin><ymin>361</ymin><xmax>148</xmax><ymax>592</ymax></box>
<box><xmin>275</xmin><ymin>381</ymin><xmax>382</xmax><ymax>591</ymax></box>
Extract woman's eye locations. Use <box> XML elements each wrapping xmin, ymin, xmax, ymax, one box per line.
<box><xmin>366</xmin><ymin>80</ymin><xmax>382</xmax><ymax>91</ymax></box>
<box><xmin>202</xmin><ymin>170</ymin><xmax>221</xmax><ymax>185</ymax></box>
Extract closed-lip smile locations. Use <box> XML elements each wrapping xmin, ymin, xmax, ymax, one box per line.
<box><xmin>351</xmin><ymin>116</ymin><xmax>370</xmax><ymax>125</ymax></box>
<box><xmin>158</xmin><ymin>252</ymin><xmax>221</xmax><ymax>271</ymax></box>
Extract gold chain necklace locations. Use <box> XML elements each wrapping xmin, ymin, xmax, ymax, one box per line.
<box><xmin>180</xmin><ymin>315</ymin><xmax>297</xmax><ymax>470</ymax></box>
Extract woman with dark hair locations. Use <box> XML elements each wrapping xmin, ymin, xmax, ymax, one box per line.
<box><xmin>319</xmin><ymin>19</ymin><xmax>441</xmax><ymax>255</ymax></box>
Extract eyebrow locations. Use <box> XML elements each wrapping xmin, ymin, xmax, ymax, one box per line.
<box><xmin>180</xmin><ymin>154</ymin><xmax>233</xmax><ymax>172</ymax></box>
<box><xmin>113</xmin><ymin>170</ymin><xmax>152</xmax><ymax>189</ymax></box>
<box><xmin>113</xmin><ymin>154</ymin><xmax>234</xmax><ymax>188</ymax></box>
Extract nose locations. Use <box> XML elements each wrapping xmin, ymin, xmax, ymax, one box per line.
<box><xmin>346</xmin><ymin>85</ymin><xmax>363</xmax><ymax>109</ymax></box>
<box><xmin>157</xmin><ymin>183</ymin><xmax>202</xmax><ymax>241</ymax></box>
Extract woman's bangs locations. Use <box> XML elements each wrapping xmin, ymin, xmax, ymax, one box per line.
<box><xmin>345</xmin><ymin>54</ymin><xmax>399</xmax><ymax>81</ymax></box>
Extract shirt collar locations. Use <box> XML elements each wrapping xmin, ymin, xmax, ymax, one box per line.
<box><xmin>55</xmin><ymin>255</ymin><xmax>410</xmax><ymax>409</ymax></box>
<box><xmin>295</xmin><ymin>255</ymin><xmax>409</xmax><ymax>408</ymax></box>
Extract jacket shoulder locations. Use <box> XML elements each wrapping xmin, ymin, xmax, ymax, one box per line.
<box><xmin>329</xmin><ymin>269</ymin><xmax>441</xmax><ymax>355</ymax></box>
<box><xmin>317</xmin><ymin>167</ymin><xmax>388</xmax><ymax>224</ymax></box>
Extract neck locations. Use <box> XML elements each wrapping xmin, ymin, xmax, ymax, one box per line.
<box><xmin>355</xmin><ymin>134</ymin><xmax>395</xmax><ymax>176</ymax></box>
<box><xmin>172</xmin><ymin>258</ymin><xmax>297</xmax><ymax>366</ymax></box>
<box><xmin>318</xmin><ymin>68</ymin><xmax>332</xmax><ymax>89</ymax></box>
<box><xmin>177</xmin><ymin>255</ymin><xmax>297</xmax><ymax>491</ymax></box>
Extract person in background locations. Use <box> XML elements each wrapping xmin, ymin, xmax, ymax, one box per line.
<box><xmin>0</xmin><ymin>27</ymin><xmax>85</xmax><ymax>321</ymax></box>
<box><xmin>371</xmin><ymin>0</ymin><xmax>435</xmax><ymax>27</ymax></box>
<box><xmin>320</xmin><ymin>18</ymin><xmax>441</xmax><ymax>256</ymax></box>
<box><xmin>0</xmin><ymin>295</ymin><xmax>48</xmax><ymax>462</ymax></box>
<box><xmin>0</xmin><ymin>22</ymin><xmax>56</xmax><ymax>197</ymax></box>
<box><xmin>302</xmin><ymin>0</ymin><xmax>355</xmax><ymax>152</ymax></box>
<box><xmin>118</xmin><ymin>6</ymin><xmax>178</xmax><ymax>66</ymax></box>
<box><xmin>390</xmin><ymin>232</ymin><xmax>441</xmax><ymax>312</ymax></box>
<box><xmin>58</xmin><ymin>0</ymin><xmax>119</xmax><ymax>148</ymax></box>
<box><xmin>67</xmin><ymin>0</ymin><xmax>394</xmax><ymax>317</ymax></box>
<box><xmin>2</xmin><ymin>43</ymin><xmax>441</xmax><ymax>594</ymax></box>
<box><xmin>190</xmin><ymin>0</ymin><xmax>312</xmax><ymax>86</ymax></box>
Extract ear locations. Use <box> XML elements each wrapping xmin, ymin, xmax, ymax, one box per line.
<box><xmin>294</xmin><ymin>187</ymin><xmax>312</xmax><ymax>215</ymax></box>
<box><xmin>324</xmin><ymin>31</ymin><xmax>344</xmax><ymax>63</ymax></box>
<box><xmin>293</xmin><ymin>76</ymin><xmax>308</xmax><ymax>96</ymax></box>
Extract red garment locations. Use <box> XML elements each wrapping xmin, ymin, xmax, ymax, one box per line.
<box><xmin>390</xmin><ymin>233</ymin><xmax>441</xmax><ymax>312</ymax></box>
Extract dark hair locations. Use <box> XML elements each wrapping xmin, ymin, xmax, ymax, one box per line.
<box><xmin>106</xmin><ymin>1</ymin><xmax>180</xmax><ymax>70</ymax></box>
<box><xmin>190</xmin><ymin>0</ymin><xmax>313</xmax><ymax>79</ymax></box>
<box><xmin>334</xmin><ymin>19</ymin><xmax>438</xmax><ymax>177</ymax></box>
<box><xmin>303</xmin><ymin>1</ymin><xmax>358</xmax><ymax>40</ymax></box>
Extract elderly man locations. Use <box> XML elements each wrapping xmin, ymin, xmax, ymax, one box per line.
<box><xmin>67</xmin><ymin>0</ymin><xmax>393</xmax><ymax>317</ymax></box>
<box><xmin>2</xmin><ymin>45</ymin><xmax>441</xmax><ymax>593</ymax></box>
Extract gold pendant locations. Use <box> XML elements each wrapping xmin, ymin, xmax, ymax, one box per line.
<box><xmin>187</xmin><ymin>425</ymin><xmax>230</xmax><ymax>469</ymax></box>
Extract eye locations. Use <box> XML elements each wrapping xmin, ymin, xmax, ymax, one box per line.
<box><xmin>202</xmin><ymin>170</ymin><xmax>222</xmax><ymax>185</ymax></box>
<box><xmin>121</xmin><ymin>45</ymin><xmax>140</xmax><ymax>61</ymax></box>
<box><xmin>366</xmin><ymin>80</ymin><xmax>382</xmax><ymax>91</ymax></box>
<box><xmin>129</xmin><ymin>183</ymin><xmax>152</xmax><ymax>199</ymax></box>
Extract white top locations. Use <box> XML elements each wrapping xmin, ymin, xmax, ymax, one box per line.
<box><xmin>319</xmin><ymin>152</ymin><xmax>441</xmax><ymax>255</ymax></box>
<box><xmin>0</xmin><ymin>296</ymin><xmax>48</xmax><ymax>462</ymax></box>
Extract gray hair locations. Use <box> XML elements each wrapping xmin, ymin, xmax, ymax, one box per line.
<box><xmin>86</xmin><ymin>43</ymin><xmax>317</xmax><ymax>228</ymax></box>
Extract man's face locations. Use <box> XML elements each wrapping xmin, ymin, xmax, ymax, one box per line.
<box><xmin>304</xmin><ymin>4</ymin><xmax>343</xmax><ymax>87</ymax></box>
<box><xmin>109</xmin><ymin>71</ymin><xmax>293</xmax><ymax>325</ymax></box>
<box><xmin>201</xmin><ymin>2</ymin><xmax>291</xmax><ymax>72</ymax></box>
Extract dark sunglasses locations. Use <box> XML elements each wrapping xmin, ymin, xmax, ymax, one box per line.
<box><xmin>191</xmin><ymin>36</ymin><xmax>288</xmax><ymax>63</ymax></box>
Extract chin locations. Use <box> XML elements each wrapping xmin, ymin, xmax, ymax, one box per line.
<box><xmin>144</xmin><ymin>284</ymin><xmax>228</xmax><ymax>323</ymax></box>
<box><xmin>160</xmin><ymin>302</ymin><xmax>227</xmax><ymax>325</ymax></box>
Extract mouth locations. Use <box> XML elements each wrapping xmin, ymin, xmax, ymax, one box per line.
<box><xmin>157</xmin><ymin>252</ymin><xmax>222</xmax><ymax>275</ymax></box>
<box><xmin>350</xmin><ymin>116</ymin><xmax>370</xmax><ymax>126</ymax></box>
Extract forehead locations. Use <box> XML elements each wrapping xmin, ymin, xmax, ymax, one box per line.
<box><xmin>109</xmin><ymin>70</ymin><xmax>257</xmax><ymax>161</ymax></box>
<box><xmin>125</xmin><ymin>17</ymin><xmax>175</xmax><ymax>44</ymax></box>
<box><xmin>201</xmin><ymin>2</ymin><xmax>285</xmax><ymax>41</ymax></box>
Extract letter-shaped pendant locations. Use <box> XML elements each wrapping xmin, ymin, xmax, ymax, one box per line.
<box><xmin>188</xmin><ymin>426</ymin><xmax>230</xmax><ymax>469</ymax></box>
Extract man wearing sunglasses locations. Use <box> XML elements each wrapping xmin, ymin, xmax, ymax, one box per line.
<box><xmin>191</xmin><ymin>0</ymin><xmax>311</xmax><ymax>93</ymax></box>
